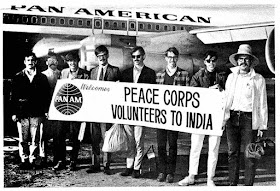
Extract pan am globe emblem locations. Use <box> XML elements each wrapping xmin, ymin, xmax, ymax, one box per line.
<box><xmin>54</xmin><ymin>83</ymin><xmax>83</xmax><ymax>115</ymax></box>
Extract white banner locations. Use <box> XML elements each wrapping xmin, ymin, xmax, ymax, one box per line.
<box><xmin>48</xmin><ymin>79</ymin><xmax>225</xmax><ymax>136</ymax></box>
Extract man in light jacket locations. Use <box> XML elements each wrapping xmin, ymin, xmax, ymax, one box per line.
<box><xmin>224</xmin><ymin>44</ymin><xmax>268</xmax><ymax>186</ymax></box>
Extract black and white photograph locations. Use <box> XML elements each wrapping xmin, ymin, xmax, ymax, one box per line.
<box><xmin>1</xmin><ymin>0</ymin><xmax>277</xmax><ymax>189</ymax></box>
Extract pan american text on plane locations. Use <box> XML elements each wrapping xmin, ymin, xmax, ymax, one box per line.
<box><xmin>11</xmin><ymin>5</ymin><xmax>211</xmax><ymax>24</ymax></box>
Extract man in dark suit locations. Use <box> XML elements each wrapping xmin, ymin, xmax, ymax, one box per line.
<box><xmin>86</xmin><ymin>45</ymin><xmax>121</xmax><ymax>175</ymax></box>
<box><xmin>120</xmin><ymin>46</ymin><xmax>156</xmax><ymax>178</ymax></box>
<box><xmin>53</xmin><ymin>52</ymin><xmax>89</xmax><ymax>171</ymax></box>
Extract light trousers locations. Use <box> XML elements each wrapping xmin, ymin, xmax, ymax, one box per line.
<box><xmin>189</xmin><ymin>133</ymin><xmax>221</xmax><ymax>179</ymax></box>
<box><xmin>126</xmin><ymin>125</ymin><xmax>145</xmax><ymax>170</ymax></box>
<box><xmin>18</xmin><ymin>117</ymin><xmax>45</xmax><ymax>163</ymax></box>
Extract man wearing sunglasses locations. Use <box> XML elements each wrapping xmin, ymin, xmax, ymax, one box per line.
<box><xmin>120</xmin><ymin>46</ymin><xmax>156</xmax><ymax>178</ymax></box>
<box><xmin>179</xmin><ymin>50</ymin><xmax>227</xmax><ymax>186</ymax></box>
<box><xmin>156</xmin><ymin>47</ymin><xmax>190</xmax><ymax>183</ymax></box>
<box><xmin>87</xmin><ymin>45</ymin><xmax>121</xmax><ymax>175</ymax></box>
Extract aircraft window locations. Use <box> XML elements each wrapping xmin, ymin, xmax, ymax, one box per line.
<box><xmin>22</xmin><ymin>16</ymin><xmax>28</xmax><ymax>24</ymax></box>
<box><xmin>139</xmin><ymin>23</ymin><xmax>144</xmax><ymax>30</ymax></box>
<box><xmin>95</xmin><ymin>20</ymin><xmax>101</xmax><ymax>27</ymax></box>
<box><xmin>78</xmin><ymin>19</ymin><xmax>83</xmax><ymax>26</ymax></box>
<box><xmin>86</xmin><ymin>20</ymin><xmax>91</xmax><ymax>27</ymax></box>
<box><xmin>69</xmin><ymin>19</ymin><xmax>74</xmax><ymax>26</ymax></box>
<box><xmin>105</xmin><ymin>21</ymin><xmax>110</xmax><ymax>28</ymax></box>
<box><xmin>164</xmin><ymin>25</ymin><xmax>168</xmax><ymax>31</ymax></box>
<box><xmin>156</xmin><ymin>24</ymin><xmax>160</xmax><ymax>30</ymax></box>
<box><xmin>148</xmin><ymin>24</ymin><xmax>152</xmax><ymax>30</ymax></box>
<box><xmin>50</xmin><ymin>18</ymin><xmax>56</xmax><ymax>25</ymax></box>
<box><xmin>121</xmin><ymin>22</ymin><xmax>126</xmax><ymax>29</ymax></box>
<box><xmin>31</xmin><ymin>16</ymin><xmax>38</xmax><ymax>24</ymax></box>
<box><xmin>41</xmin><ymin>17</ymin><xmax>47</xmax><ymax>24</ymax></box>
<box><xmin>130</xmin><ymin>22</ymin><xmax>135</xmax><ymax>29</ymax></box>
<box><xmin>59</xmin><ymin>18</ymin><xmax>65</xmax><ymax>25</ymax></box>
<box><xmin>113</xmin><ymin>22</ymin><xmax>118</xmax><ymax>28</ymax></box>
<box><xmin>172</xmin><ymin>26</ymin><xmax>176</xmax><ymax>31</ymax></box>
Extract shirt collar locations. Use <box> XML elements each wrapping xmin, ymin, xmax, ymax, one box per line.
<box><xmin>99</xmin><ymin>63</ymin><xmax>108</xmax><ymax>70</ymax></box>
<box><xmin>166</xmin><ymin>66</ymin><xmax>177</xmax><ymax>76</ymax></box>
<box><xmin>231</xmin><ymin>66</ymin><xmax>256</xmax><ymax>79</ymax></box>
<box><xmin>134</xmin><ymin>64</ymin><xmax>144</xmax><ymax>72</ymax></box>
<box><xmin>24</xmin><ymin>68</ymin><xmax>37</xmax><ymax>77</ymax></box>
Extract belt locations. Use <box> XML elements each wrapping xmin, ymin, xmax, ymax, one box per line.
<box><xmin>230</xmin><ymin>110</ymin><xmax>252</xmax><ymax>115</ymax></box>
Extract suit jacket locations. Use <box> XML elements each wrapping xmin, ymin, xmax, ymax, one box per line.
<box><xmin>121</xmin><ymin>65</ymin><xmax>156</xmax><ymax>84</ymax></box>
<box><xmin>90</xmin><ymin>64</ymin><xmax>121</xmax><ymax>81</ymax></box>
<box><xmin>156</xmin><ymin>67</ymin><xmax>190</xmax><ymax>86</ymax></box>
<box><xmin>60</xmin><ymin>67</ymin><xmax>89</xmax><ymax>79</ymax></box>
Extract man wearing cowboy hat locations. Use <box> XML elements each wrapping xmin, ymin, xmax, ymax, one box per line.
<box><xmin>224</xmin><ymin>44</ymin><xmax>268</xmax><ymax>186</ymax></box>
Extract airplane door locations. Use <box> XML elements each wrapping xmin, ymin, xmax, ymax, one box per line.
<box><xmin>93</xmin><ymin>17</ymin><xmax>103</xmax><ymax>34</ymax></box>
<box><xmin>127</xmin><ymin>19</ymin><xmax>137</xmax><ymax>36</ymax></box>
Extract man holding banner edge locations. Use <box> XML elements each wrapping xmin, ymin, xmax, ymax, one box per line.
<box><xmin>87</xmin><ymin>45</ymin><xmax>121</xmax><ymax>175</ymax></box>
<box><xmin>178</xmin><ymin>50</ymin><xmax>227</xmax><ymax>186</ymax></box>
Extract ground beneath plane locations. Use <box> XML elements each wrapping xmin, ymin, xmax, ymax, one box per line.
<box><xmin>4</xmin><ymin>122</ymin><xmax>276</xmax><ymax>188</ymax></box>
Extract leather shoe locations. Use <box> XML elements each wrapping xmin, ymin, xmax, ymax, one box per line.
<box><xmin>19</xmin><ymin>159</ymin><xmax>31</xmax><ymax>170</ymax></box>
<box><xmin>103</xmin><ymin>166</ymin><xmax>112</xmax><ymax>175</ymax></box>
<box><xmin>157</xmin><ymin>173</ymin><xmax>166</xmax><ymax>182</ymax></box>
<box><xmin>53</xmin><ymin>160</ymin><xmax>66</xmax><ymax>171</ymax></box>
<box><xmin>131</xmin><ymin>170</ymin><xmax>140</xmax><ymax>178</ymax></box>
<box><xmin>166</xmin><ymin>174</ymin><xmax>174</xmax><ymax>183</ymax></box>
<box><xmin>120</xmin><ymin>168</ymin><xmax>133</xmax><ymax>176</ymax></box>
<box><xmin>86</xmin><ymin>165</ymin><xmax>101</xmax><ymax>173</ymax></box>
<box><xmin>68</xmin><ymin>161</ymin><xmax>77</xmax><ymax>171</ymax></box>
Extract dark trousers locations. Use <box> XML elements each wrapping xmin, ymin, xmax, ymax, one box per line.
<box><xmin>157</xmin><ymin>129</ymin><xmax>178</xmax><ymax>174</ymax></box>
<box><xmin>53</xmin><ymin>121</ymin><xmax>81</xmax><ymax>164</ymax></box>
<box><xmin>226</xmin><ymin>111</ymin><xmax>258</xmax><ymax>186</ymax></box>
<box><xmin>89</xmin><ymin>122</ymin><xmax>111</xmax><ymax>168</ymax></box>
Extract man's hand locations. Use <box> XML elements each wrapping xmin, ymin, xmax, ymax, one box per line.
<box><xmin>209</xmin><ymin>84</ymin><xmax>223</xmax><ymax>92</ymax></box>
<box><xmin>45</xmin><ymin>113</ymin><xmax>49</xmax><ymax>119</ymax></box>
<box><xmin>209</xmin><ymin>84</ymin><xmax>219</xmax><ymax>89</ymax></box>
<box><xmin>257</xmin><ymin>130</ymin><xmax>264</xmax><ymax>137</ymax></box>
<box><xmin>12</xmin><ymin>115</ymin><xmax>17</xmax><ymax>122</ymax></box>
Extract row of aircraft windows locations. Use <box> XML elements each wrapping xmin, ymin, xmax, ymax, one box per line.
<box><xmin>4</xmin><ymin>14</ymin><xmax>92</xmax><ymax>27</ymax></box>
<box><xmin>4</xmin><ymin>14</ymin><xmax>189</xmax><ymax>31</ymax></box>
<box><xmin>95</xmin><ymin>20</ymin><xmax>189</xmax><ymax>31</ymax></box>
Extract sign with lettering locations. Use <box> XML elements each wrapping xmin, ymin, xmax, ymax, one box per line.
<box><xmin>48</xmin><ymin>79</ymin><xmax>225</xmax><ymax>136</ymax></box>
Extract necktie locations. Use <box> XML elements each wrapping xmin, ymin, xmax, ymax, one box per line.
<box><xmin>99</xmin><ymin>67</ymin><xmax>104</xmax><ymax>81</ymax></box>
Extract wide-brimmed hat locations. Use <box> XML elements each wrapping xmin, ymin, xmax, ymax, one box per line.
<box><xmin>229</xmin><ymin>44</ymin><xmax>259</xmax><ymax>67</ymax></box>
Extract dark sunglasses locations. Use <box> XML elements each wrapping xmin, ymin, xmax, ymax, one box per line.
<box><xmin>205</xmin><ymin>59</ymin><xmax>217</xmax><ymax>63</ymax></box>
<box><xmin>132</xmin><ymin>55</ymin><xmax>142</xmax><ymax>59</ymax></box>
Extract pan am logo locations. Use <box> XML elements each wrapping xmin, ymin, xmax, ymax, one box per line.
<box><xmin>54</xmin><ymin>83</ymin><xmax>83</xmax><ymax>115</ymax></box>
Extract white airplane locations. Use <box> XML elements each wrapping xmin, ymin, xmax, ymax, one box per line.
<box><xmin>1</xmin><ymin>3</ymin><xmax>275</xmax><ymax>77</ymax></box>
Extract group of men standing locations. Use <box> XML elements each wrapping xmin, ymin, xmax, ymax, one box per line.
<box><xmin>10</xmin><ymin>43</ymin><xmax>268</xmax><ymax>186</ymax></box>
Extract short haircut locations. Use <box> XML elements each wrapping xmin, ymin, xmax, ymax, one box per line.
<box><xmin>65</xmin><ymin>52</ymin><xmax>79</xmax><ymax>61</ymax></box>
<box><xmin>203</xmin><ymin>50</ymin><xmax>218</xmax><ymax>60</ymax></box>
<box><xmin>95</xmin><ymin>45</ymin><xmax>109</xmax><ymax>56</ymax></box>
<box><xmin>165</xmin><ymin>47</ymin><xmax>179</xmax><ymax>57</ymax></box>
<box><xmin>131</xmin><ymin>46</ymin><xmax>145</xmax><ymax>56</ymax></box>
<box><xmin>23</xmin><ymin>50</ymin><xmax>37</xmax><ymax>60</ymax></box>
